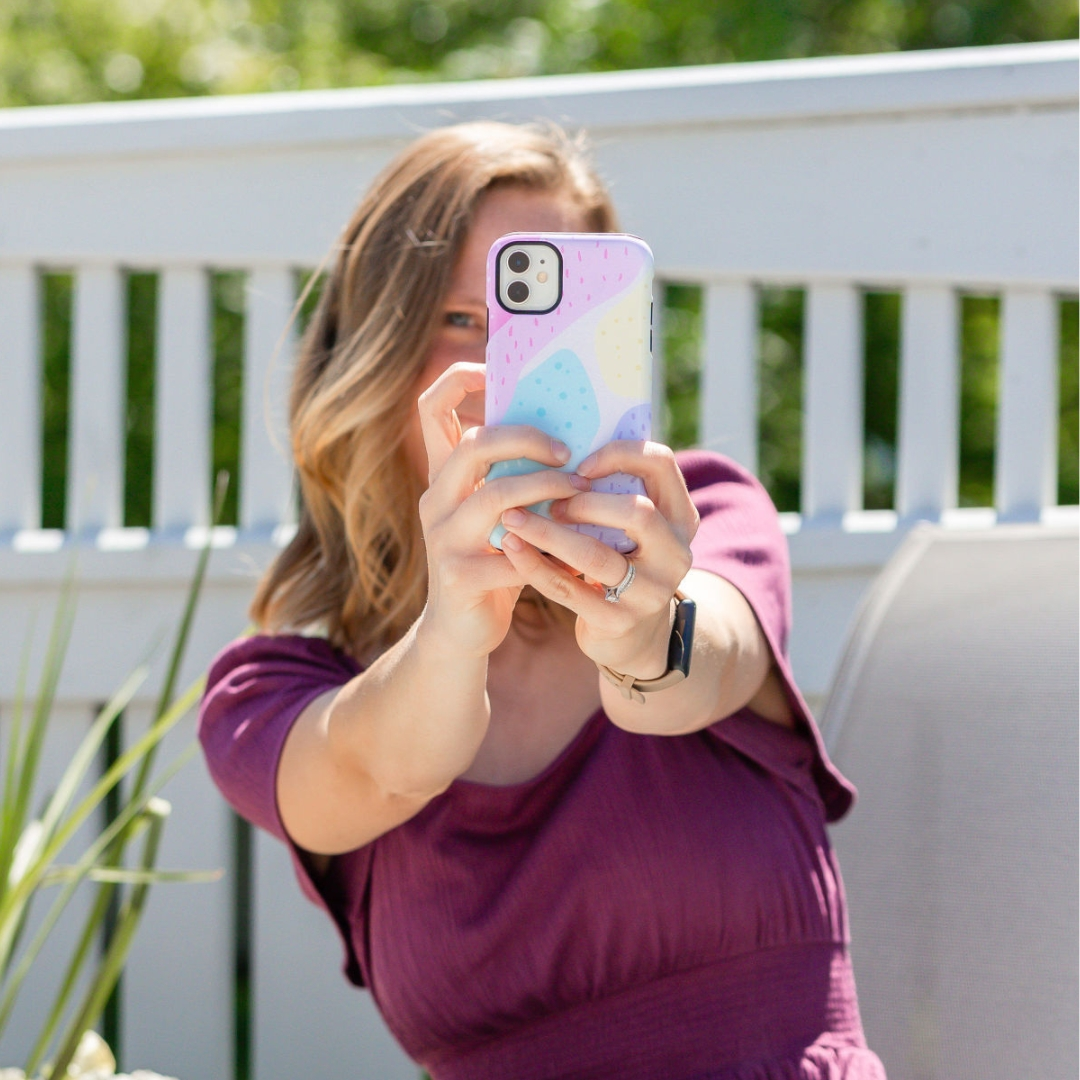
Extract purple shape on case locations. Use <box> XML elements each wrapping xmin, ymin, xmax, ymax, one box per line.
<box><xmin>612</xmin><ymin>403</ymin><xmax>652</xmax><ymax>443</ymax></box>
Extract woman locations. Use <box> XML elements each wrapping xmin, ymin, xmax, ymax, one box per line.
<box><xmin>199</xmin><ymin>121</ymin><xmax>886</xmax><ymax>1079</ymax></box>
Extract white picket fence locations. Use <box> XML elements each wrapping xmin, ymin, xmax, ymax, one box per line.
<box><xmin>0</xmin><ymin>41</ymin><xmax>1076</xmax><ymax>1080</ymax></box>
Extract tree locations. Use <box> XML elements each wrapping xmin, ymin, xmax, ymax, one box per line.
<box><xmin>0</xmin><ymin>0</ymin><xmax>1075</xmax><ymax>108</ymax></box>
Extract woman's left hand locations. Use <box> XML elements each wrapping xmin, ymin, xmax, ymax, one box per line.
<box><xmin>497</xmin><ymin>441</ymin><xmax>700</xmax><ymax>678</ymax></box>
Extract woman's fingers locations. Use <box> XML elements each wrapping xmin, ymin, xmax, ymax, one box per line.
<box><xmin>502</xmin><ymin>502</ymin><xmax>690</xmax><ymax>602</ymax></box>
<box><xmin>577</xmin><ymin>441</ymin><xmax>699</xmax><ymax>545</ymax></box>
<box><xmin>417</xmin><ymin>362</ymin><xmax>487</xmax><ymax>482</ymax></box>
<box><xmin>427</xmin><ymin>465</ymin><xmax>586</xmax><ymax>548</ymax></box>
<box><xmin>550</xmin><ymin>491</ymin><xmax>689</xmax><ymax>560</ymax></box>
<box><xmin>499</xmin><ymin>529</ymin><xmax>622</xmax><ymax>616</ymax></box>
<box><xmin>427</xmin><ymin>424</ymin><xmax>573</xmax><ymax>511</ymax></box>
<box><xmin>501</xmin><ymin>504</ymin><xmax>648</xmax><ymax>589</ymax></box>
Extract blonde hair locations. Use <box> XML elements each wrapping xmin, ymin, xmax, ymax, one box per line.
<box><xmin>250</xmin><ymin>122</ymin><xmax>618</xmax><ymax>656</ymax></box>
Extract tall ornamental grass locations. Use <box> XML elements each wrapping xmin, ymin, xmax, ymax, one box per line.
<box><xmin>0</xmin><ymin>478</ymin><xmax>227</xmax><ymax>1079</ymax></box>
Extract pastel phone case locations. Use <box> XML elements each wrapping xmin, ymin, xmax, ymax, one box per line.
<box><xmin>485</xmin><ymin>232</ymin><xmax>654</xmax><ymax>553</ymax></box>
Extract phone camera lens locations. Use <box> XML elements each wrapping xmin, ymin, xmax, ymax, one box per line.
<box><xmin>507</xmin><ymin>251</ymin><xmax>530</xmax><ymax>274</ymax></box>
<box><xmin>506</xmin><ymin>280</ymin><xmax>530</xmax><ymax>304</ymax></box>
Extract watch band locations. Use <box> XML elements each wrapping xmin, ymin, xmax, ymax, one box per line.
<box><xmin>597</xmin><ymin>590</ymin><xmax>697</xmax><ymax>704</ymax></box>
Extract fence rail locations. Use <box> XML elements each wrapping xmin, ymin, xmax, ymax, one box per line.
<box><xmin>0</xmin><ymin>40</ymin><xmax>1076</xmax><ymax>1080</ymax></box>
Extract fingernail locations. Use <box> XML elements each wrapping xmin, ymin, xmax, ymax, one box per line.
<box><xmin>502</xmin><ymin>531</ymin><xmax>524</xmax><ymax>551</ymax></box>
<box><xmin>578</xmin><ymin>453</ymin><xmax>597</xmax><ymax>476</ymax></box>
<box><xmin>569</xmin><ymin>473</ymin><xmax>591</xmax><ymax>491</ymax></box>
<box><xmin>551</xmin><ymin>440</ymin><xmax>571</xmax><ymax>463</ymax></box>
<box><xmin>502</xmin><ymin>507</ymin><xmax>527</xmax><ymax>526</ymax></box>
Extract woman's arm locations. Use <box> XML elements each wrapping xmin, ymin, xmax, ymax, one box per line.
<box><xmin>277</xmin><ymin>364</ymin><xmax>593</xmax><ymax>855</ymax></box>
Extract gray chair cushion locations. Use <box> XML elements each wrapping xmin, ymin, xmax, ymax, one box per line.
<box><xmin>820</xmin><ymin>524</ymin><xmax>1079</xmax><ymax>1080</ymax></box>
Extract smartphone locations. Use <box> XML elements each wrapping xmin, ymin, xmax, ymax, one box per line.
<box><xmin>485</xmin><ymin>232</ymin><xmax>654</xmax><ymax>554</ymax></box>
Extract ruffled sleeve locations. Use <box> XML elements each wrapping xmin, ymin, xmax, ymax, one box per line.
<box><xmin>677</xmin><ymin>450</ymin><xmax>856</xmax><ymax>823</ymax></box>
<box><xmin>198</xmin><ymin>633</ymin><xmax>372</xmax><ymax>986</ymax></box>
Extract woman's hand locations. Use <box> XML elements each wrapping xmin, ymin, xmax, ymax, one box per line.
<box><xmin>497</xmin><ymin>440</ymin><xmax>700</xmax><ymax>679</ymax></box>
<box><xmin>415</xmin><ymin>362</ymin><xmax>595</xmax><ymax>658</ymax></box>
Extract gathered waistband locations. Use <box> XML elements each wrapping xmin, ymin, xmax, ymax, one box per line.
<box><xmin>428</xmin><ymin>942</ymin><xmax>867</xmax><ymax>1080</ymax></box>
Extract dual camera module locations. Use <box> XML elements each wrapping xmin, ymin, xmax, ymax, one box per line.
<box><xmin>496</xmin><ymin>241</ymin><xmax>562</xmax><ymax>314</ymax></box>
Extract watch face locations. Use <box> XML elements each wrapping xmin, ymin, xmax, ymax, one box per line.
<box><xmin>668</xmin><ymin>595</ymin><xmax>696</xmax><ymax>677</ymax></box>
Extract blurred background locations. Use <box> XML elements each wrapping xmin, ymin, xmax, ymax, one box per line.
<box><xmin>3</xmin><ymin>0</ymin><xmax>1077</xmax><ymax>528</ymax></box>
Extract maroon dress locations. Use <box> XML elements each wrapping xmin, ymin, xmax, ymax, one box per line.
<box><xmin>199</xmin><ymin>451</ymin><xmax>887</xmax><ymax>1079</ymax></box>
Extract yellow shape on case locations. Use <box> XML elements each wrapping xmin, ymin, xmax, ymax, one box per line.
<box><xmin>595</xmin><ymin>276</ymin><xmax>649</xmax><ymax>398</ymax></box>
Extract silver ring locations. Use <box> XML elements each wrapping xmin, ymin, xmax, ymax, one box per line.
<box><xmin>604</xmin><ymin>561</ymin><xmax>636</xmax><ymax>604</ymax></box>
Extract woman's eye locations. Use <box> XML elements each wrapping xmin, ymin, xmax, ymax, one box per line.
<box><xmin>445</xmin><ymin>311</ymin><xmax>476</xmax><ymax>328</ymax></box>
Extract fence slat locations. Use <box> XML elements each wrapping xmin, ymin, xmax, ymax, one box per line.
<box><xmin>996</xmin><ymin>288</ymin><xmax>1058</xmax><ymax>521</ymax></box>
<box><xmin>896</xmin><ymin>286</ymin><xmax>959</xmax><ymax>520</ymax></box>
<box><xmin>252</xmin><ymin>830</ymin><xmax>419</xmax><ymax>1080</ymax></box>
<box><xmin>155</xmin><ymin>268</ymin><xmax>212</xmax><ymax>533</ymax></box>
<box><xmin>0</xmin><ymin>264</ymin><xmax>41</xmax><ymax>532</ymax></box>
<box><xmin>241</xmin><ymin>269</ymin><xmax>296</xmax><ymax>534</ymax></box>
<box><xmin>803</xmin><ymin>284</ymin><xmax>862</xmax><ymax>522</ymax></box>
<box><xmin>68</xmin><ymin>265</ymin><xmax>125</xmax><ymax>535</ymax></box>
<box><xmin>701</xmin><ymin>282</ymin><xmax>758</xmax><ymax>472</ymax></box>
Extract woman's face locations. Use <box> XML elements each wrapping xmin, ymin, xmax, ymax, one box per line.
<box><xmin>403</xmin><ymin>185</ymin><xmax>591</xmax><ymax>482</ymax></box>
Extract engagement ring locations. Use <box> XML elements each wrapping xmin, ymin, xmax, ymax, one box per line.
<box><xmin>604</xmin><ymin>561</ymin><xmax>636</xmax><ymax>603</ymax></box>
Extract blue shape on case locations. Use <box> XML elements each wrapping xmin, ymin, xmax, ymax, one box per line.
<box><xmin>487</xmin><ymin>349</ymin><xmax>600</xmax><ymax>550</ymax></box>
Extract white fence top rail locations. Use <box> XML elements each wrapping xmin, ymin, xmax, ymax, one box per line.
<box><xmin>1</xmin><ymin>41</ymin><xmax>1076</xmax><ymax>155</ymax></box>
<box><xmin>0</xmin><ymin>41</ymin><xmax>1076</xmax><ymax>287</ymax></box>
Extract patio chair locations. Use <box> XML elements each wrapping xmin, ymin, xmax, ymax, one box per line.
<box><xmin>819</xmin><ymin>523</ymin><xmax>1079</xmax><ymax>1080</ymax></box>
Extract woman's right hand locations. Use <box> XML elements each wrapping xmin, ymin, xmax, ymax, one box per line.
<box><xmin>415</xmin><ymin>362</ymin><xmax>591</xmax><ymax>658</ymax></box>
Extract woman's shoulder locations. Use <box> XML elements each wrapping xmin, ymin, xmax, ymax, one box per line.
<box><xmin>206</xmin><ymin>630</ymin><xmax>360</xmax><ymax>688</ymax></box>
<box><xmin>200</xmin><ymin>632</ymin><xmax>361</xmax><ymax>745</ymax></box>
<box><xmin>675</xmin><ymin>448</ymin><xmax>772</xmax><ymax>501</ymax></box>
<box><xmin>675</xmin><ymin>449</ymin><xmax>784</xmax><ymax>541</ymax></box>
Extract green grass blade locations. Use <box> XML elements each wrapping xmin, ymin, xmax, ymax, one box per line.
<box><xmin>0</xmin><ymin>613</ymin><xmax>36</xmax><ymax>886</ymax></box>
<box><xmin>8</xmin><ymin>863</ymin><xmax>122</xmax><ymax>1059</ymax></box>
<box><xmin>0</xmin><ymin>680</ymin><xmax>202</xmax><ymax>935</ymax></box>
<box><xmin>131</xmin><ymin>470</ymin><xmax>226</xmax><ymax>802</ymax></box>
<box><xmin>0</xmin><ymin>579</ymin><xmax>75</xmax><ymax>900</ymax></box>
<box><xmin>37</xmin><ymin>667</ymin><xmax>147</xmax><ymax>845</ymax></box>
<box><xmin>46</xmin><ymin>800</ymin><xmax>169</xmax><ymax>1080</ymax></box>
<box><xmin>43</xmin><ymin>866</ymin><xmax>222</xmax><ymax>886</ymax></box>
<box><xmin>10</xmin><ymin>751</ymin><xmax>191</xmax><ymax>1064</ymax></box>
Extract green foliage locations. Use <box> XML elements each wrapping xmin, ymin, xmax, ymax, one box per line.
<box><xmin>660</xmin><ymin>284</ymin><xmax>702</xmax><ymax>451</ymax></box>
<box><xmin>758</xmin><ymin>289</ymin><xmax>804</xmax><ymax>514</ymax></box>
<box><xmin>123</xmin><ymin>273</ymin><xmax>158</xmax><ymax>530</ymax></box>
<box><xmin>0</xmin><ymin>0</ymin><xmax>1075</xmax><ymax>108</ymax></box>
<box><xmin>958</xmin><ymin>295</ymin><xmax>999</xmax><ymax>508</ymax></box>
<box><xmin>1060</xmin><ymin>299</ymin><xmax>1079</xmax><ymax>507</ymax></box>
<box><xmin>862</xmin><ymin>292</ymin><xmax>900</xmax><ymax>511</ymax></box>
<box><xmin>212</xmin><ymin>273</ymin><xmax>246</xmax><ymax>529</ymax></box>
<box><xmin>40</xmin><ymin>275</ymin><xmax>72</xmax><ymax>532</ymax></box>
<box><xmin>0</xmin><ymin>484</ymin><xmax>225</xmax><ymax>1078</ymax></box>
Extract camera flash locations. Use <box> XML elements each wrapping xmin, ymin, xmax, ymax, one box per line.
<box><xmin>536</xmin><ymin>271</ymin><xmax>548</xmax><ymax>283</ymax></box>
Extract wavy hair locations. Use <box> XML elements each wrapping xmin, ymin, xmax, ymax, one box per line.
<box><xmin>250</xmin><ymin>122</ymin><xmax>618</xmax><ymax>657</ymax></box>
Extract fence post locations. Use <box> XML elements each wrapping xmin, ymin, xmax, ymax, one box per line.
<box><xmin>897</xmin><ymin>286</ymin><xmax>960</xmax><ymax>521</ymax></box>
<box><xmin>0</xmin><ymin>264</ymin><xmax>41</xmax><ymax>533</ymax></box>
<box><xmin>996</xmin><ymin>289</ymin><xmax>1058</xmax><ymax>521</ymax></box>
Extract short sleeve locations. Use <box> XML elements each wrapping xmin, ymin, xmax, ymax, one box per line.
<box><xmin>198</xmin><ymin>633</ymin><xmax>372</xmax><ymax>986</ymax></box>
<box><xmin>677</xmin><ymin>450</ymin><xmax>856</xmax><ymax>823</ymax></box>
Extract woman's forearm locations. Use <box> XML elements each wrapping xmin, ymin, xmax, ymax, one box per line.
<box><xmin>327</xmin><ymin>610</ymin><xmax>492</xmax><ymax>799</ymax></box>
<box><xmin>599</xmin><ymin>569</ymin><xmax>774</xmax><ymax>736</ymax></box>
